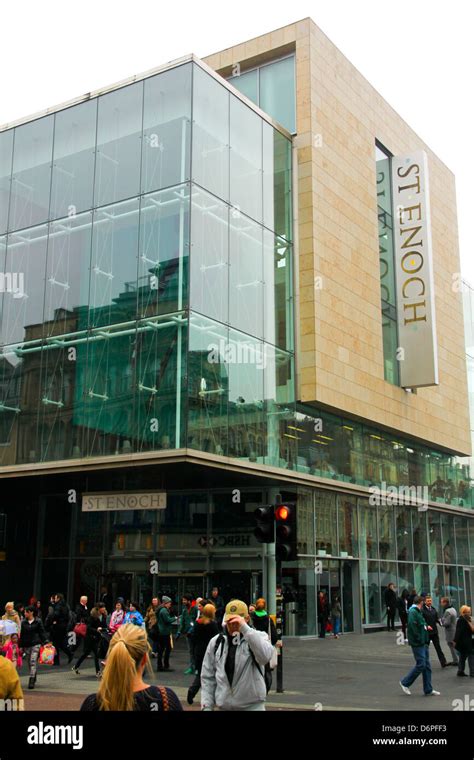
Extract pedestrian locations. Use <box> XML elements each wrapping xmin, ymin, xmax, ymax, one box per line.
<box><xmin>154</xmin><ymin>596</ymin><xmax>177</xmax><ymax>672</ymax></box>
<box><xmin>440</xmin><ymin>597</ymin><xmax>459</xmax><ymax>667</ymax></box>
<box><xmin>210</xmin><ymin>587</ymin><xmax>225</xmax><ymax>626</ymax></box>
<box><xmin>145</xmin><ymin>599</ymin><xmax>160</xmax><ymax>657</ymax></box>
<box><xmin>330</xmin><ymin>595</ymin><xmax>342</xmax><ymax>638</ymax></box>
<box><xmin>200</xmin><ymin>599</ymin><xmax>274</xmax><ymax>711</ymax></box>
<box><xmin>44</xmin><ymin>593</ymin><xmax>73</xmax><ymax>666</ymax></box>
<box><xmin>79</xmin><ymin>624</ymin><xmax>182</xmax><ymax>711</ymax></box>
<box><xmin>75</xmin><ymin>596</ymin><xmax>89</xmax><ymax>624</ymax></box>
<box><xmin>177</xmin><ymin>593</ymin><xmax>197</xmax><ymax>674</ymax></box>
<box><xmin>187</xmin><ymin>604</ymin><xmax>219</xmax><ymax>705</ymax></box>
<box><xmin>453</xmin><ymin>605</ymin><xmax>474</xmax><ymax>678</ymax></box>
<box><xmin>407</xmin><ymin>588</ymin><xmax>417</xmax><ymax>608</ymax></box>
<box><xmin>2</xmin><ymin>602</ymin><xmax>21</xmax><ymax>636</ymax></box>
<box><xmin>397</xmin><ymin>589</ymin><xmax>409</xmax><ymax>642</ymax></box>
<box><xmin>0</xmin><ymin>653</ymin><xmax>24</xmax><ymax>709</ymax></box>
<box><xmin>399</xmin><ymin>595</ymin><xmax>440</xmax><ymax>696</ymax></box>
<box><xmin>422</xmin><ymin>595</ymin><xmax>447</xmax><ymax>668</ymax></box>
<box><xmin>123</xmin><ymin>602</ymin><xmax>144</xmax><ymax>627</ymax></box>
<box><xmin>250</xmin><ymin>598</ymin><xmax>280</xmax><ymax>690</ymax></box>
<box><xmin>384</xmin><ymin>583</ymin><xmax>397</xmax><ymax>632</ymax></box>
<box><xmin>109</xmin><ymin>600</ymin><xmax>126</xmax><ymax>634</ymax></box>
<box><xmin>1</xmin><ymin>633</ymin><xmax>22</xmax><ymax>671</ymax></box>
<box><xmin>20</xmin><ymin>605</ymin><xmax>48</xmax><ymax>689</ymax></box>
<box><xmin>71</xmin><ymin>605</ymin><xmax>106</xmax><ymax>677</ymax></box>
<box><xmin>317</xmin><ymin>591</ymin><xmax>330</xmax><ymax>638</ymax></box>
<box><xmin>99</xmin><ymin>585</ymin><xmax>113</xmax><ymax>615</ymax></box>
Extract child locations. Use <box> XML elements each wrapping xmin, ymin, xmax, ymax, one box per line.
<box><xmin>2</xmin><ymin>633</ymin><xmax>23</xmax><ymax>671</ymax></box>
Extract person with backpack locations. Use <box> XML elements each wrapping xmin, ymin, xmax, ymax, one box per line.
<box><xmin>200</xmin><ymin>599</ymin><xmax>274</xmax><ymax>711</ymax></box>
<box><xmin>250</xmin><ymin>598</ymin><xmax>279</xmax><ymax>690</ymax></box>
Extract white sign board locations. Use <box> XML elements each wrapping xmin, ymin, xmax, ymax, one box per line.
<box><xmin>391</xmin><ymin>150</ymin><xmax>438</xmax><ymax>388</ymax></box>
<box><xmin>82</xmin><ymin>491</ymin><xmax>167</xmax><ymax>512</ymax></box>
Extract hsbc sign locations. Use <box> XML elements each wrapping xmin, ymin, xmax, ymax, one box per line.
<box><xmin>392</xmin><ymin>150</ymin><xmax>439</xmax><ymax>388</ymax></box>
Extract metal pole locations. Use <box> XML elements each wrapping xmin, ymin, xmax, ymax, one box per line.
<box><xmin>276</xmin><ymin>560</ymin><xmax>284</xmax><ymax>693</ymax></box>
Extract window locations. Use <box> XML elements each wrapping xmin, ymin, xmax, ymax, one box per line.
<box><xmin>228</xmin><ymin>56</ymin><xmax>296</xmax><ymax>134</ymax></box>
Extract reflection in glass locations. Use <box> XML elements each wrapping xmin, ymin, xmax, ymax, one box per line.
<box><xmin>192</xmin><ymin>65</ymin><xmax>229</xmax><ymax>202</ymax></box>
<box><xmin>230</xmin><ymin>97</ymin><xmax>262</xmax><ymax>223</ymax></box>
<box><xmin>10</xmin><ymin>117</ymin><xmax>54</xmax><ymax>232</ymax></box>
<box><xmin>259</xmin><ymin>57</ymin><xmax>296</xmax><ymax>134</ymax></box>
<box><xmin>263</xmin><ymin>231</ymin><xmax>293</xmax><ymax>350</ymax></box>
<box><xmin>51</xmin><ymin>100</ymin><xmax>97</xmax><ymax>220</ymax></box>
<box><xmin>95</xmin><ymin>83</ymin><xmax>143</xmax><ymax>208</ymax></box>
<box><xmin>229</xmin><ymin>213</ymin><xmax>263</xmax><ymax>338</ymax></box>
<box><xmin>0</xmin><ymin>130</ymin><xmax>13</xmax><ymax>234</ymax></box>
<box><xmin>190</xmin><ymin>188</ymin><xmax>228</xmax><ymax>324</ymax></box>
<box><xmin>138</xmin><ymin>185</ymin><xmax>190</xmax><ymax>319</ymax></box>
<box><xmin>142</xmin><ymin>64</ymin><xmax>191</xmax><ymax>194</ymax></box>
<box><xmin>89</xmin><ymin>198</ymin><xmax>139</xmax><ymax>328</ymax></box>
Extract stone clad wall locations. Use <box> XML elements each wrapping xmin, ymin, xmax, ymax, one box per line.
<box><xmin>204</xmin><ymin>17</ymin><xmax>470</xmax><ymax>456</ymax></box>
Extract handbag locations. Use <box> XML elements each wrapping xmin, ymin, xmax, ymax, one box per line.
<box><xmin>325</xmin><ymin>621</ymin><xmax>333</xmax><ymax>633</ymax></box>
<box><xmin>39</xmin><ymin>644</ymin><xmax>56</xmax><ymax>665</ymax></box>
<box><xmin>73</xmin><ymin>623</ymin><xmax>87</xmax><ymax>638</ymax></box>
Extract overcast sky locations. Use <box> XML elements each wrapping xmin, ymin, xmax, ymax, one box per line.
<box><xmin>1</xmin><ymin>1</ymin><xmax>472</xmax><ymax>283</ymax></box>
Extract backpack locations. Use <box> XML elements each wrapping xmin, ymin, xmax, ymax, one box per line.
<box><xmin>213</xmin><ymin>633</ymin><xmax>270</xmax><ymax>694</ymax></box>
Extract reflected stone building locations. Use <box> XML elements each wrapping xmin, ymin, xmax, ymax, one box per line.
<box><xmin>0</xmin><ymin>19</ymin><xmax>473</xmax><ymax>634</ymax></box>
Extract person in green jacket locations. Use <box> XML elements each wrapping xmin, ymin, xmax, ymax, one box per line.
<box><xmin>177</xmin><ymin>594</ymin><xmax>197</xmax><ymax>675</ymax></box>
<box><xmin>155</xmin><ymin>597</ymin><xmax>177</xmax><ymax>673</ymax></box>
<box><xmin>399</xmin><ymin>596</ymin><xmax>440</xmax><ymax>696</ymax></box>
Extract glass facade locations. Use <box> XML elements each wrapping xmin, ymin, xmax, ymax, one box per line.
<box><xmin>0</xmin><ymin>61</ymin><xmax>294</xmax><ymax>468</ymax></box>
<box><xmin>227</xmin><ymin>55</ymin><xmax>296</xmax><ymax>134</ymax></box>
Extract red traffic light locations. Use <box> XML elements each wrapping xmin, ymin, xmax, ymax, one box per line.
<box><xmin>275</xmin><ymin>505</ymin><xmax>291</xmax><ymax>521</ymax></box>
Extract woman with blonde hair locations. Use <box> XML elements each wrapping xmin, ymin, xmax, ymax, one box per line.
<box><xmin>80</xmin><ymin>624</ymin><xmax>182</xmax><ymax>711</ymax></box>
<box><xmin>453</xmin><ymin>605</ymin><xmax>474</xmax><ymax>678</ymax></box>
<box><xmin>187</xmin><ymin>604</ymin><xmax>219</xmax><ymax>705</ymax></box>
<box><xmin>1</xmin><ymin>602</ymin><xmax>21</xmax><ymax>646</ymax></box>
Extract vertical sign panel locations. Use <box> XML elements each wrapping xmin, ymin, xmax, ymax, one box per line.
<box><xmin>392</xmin><ymin>150</ymin><xmax>438</xmax><ymax>387</ymax></box>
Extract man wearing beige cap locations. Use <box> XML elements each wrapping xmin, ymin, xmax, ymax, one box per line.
<box><xmin>200</xmin><ymin>600</ymin><xmax>274</xmax><ymax>711</ymax></box>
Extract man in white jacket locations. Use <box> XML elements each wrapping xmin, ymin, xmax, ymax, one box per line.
<box><xmin>200</xmin><ymin>599</ymin><xmax>274</xmax><ymax>711</ymax></box>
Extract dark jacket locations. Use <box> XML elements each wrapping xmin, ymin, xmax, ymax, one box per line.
<box><xmin>397</xmin><ymin>596</ymin><xmax>408</xmax><ymax>620</ymax></box>
<box><xmin>384</xmin><ymin>588</ymin><xmax>397</xmax><ymax>609</ymax></box>
<box><xmin>85</xmin><ymin>614</ymin><xmax>107</xmax><ymax>644</ymax></box>
<box><xmin>422</xmin><ymin>604</ymin><xmax>441</xmax><ymax>638</ymax></box>
<box><xmin>20</xmin><ymin>618</ymin><xmax>48</xmax><ymax>648</ymax></box>
<box><xmin>251</xmin><ymin>612</ymin><xmax>278</xmax><ymax>645</ymax></box>
<box><xmin>47</xmin><ymin>600</ymin><xmax>70</xmax><ymax>633</ymax></box>
<box><xmin>75</xmin><ymin>604</ymin><xmax>89</xmax><ymax>624</ymax></box>
<box><xmin>407</xmin><ymin>606</ymin><xmax>430</xmax><ymax>648</ymax></box>
<box><xmin>317</xmin><ymin>595</ymin><xmax>330</xmax><ymax>621</ymax></box>
<box><xmin>454</xmin><ymin>616</ymin><xmax>473</xmax><ymax>655</ymax></box>
<box><xmin>211</xmin><ymin>596</ymin><xmax>225</xmax><ymax>624</ymax></box>
<box><xmin>191</xmin><ymin>619</ymin><xmax>219</xmax><ymax>673</ymax></box>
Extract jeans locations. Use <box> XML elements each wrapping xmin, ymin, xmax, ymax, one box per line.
<box><xmin>401</xmin><ymin>645</ymin><xmax>433</xmax><ymax>694</ymax></box>
<box><xmin>332</xmin><ymin>617</ymin><xmax>341</xmax><ymax>635</ymax></box>
<box><xmin>23</xmin><ymin>645</ymin><xmax>41</xmax><ymax>678</ymax></box>
<box><xmin>186</xmin><ymin>635</ymin><xmax>195</xmax><ymax>669</ymax></box>
<box><xmin>457</xmin><ymin>651</ymin><xmax>474</xmax><ymax>676</ymax></box>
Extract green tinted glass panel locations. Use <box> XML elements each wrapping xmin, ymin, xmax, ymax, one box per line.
<box><xmin>10</xmin><ymin>116</ymin><xmax>54</xmax><ymax>232</ymax></box>
<box><xmin>229</xmin><ymin>213</ymin><xmax>263</xmax><ymax>338</ymax></box>
<box><xmin>229</xmin><ymin>97</ymin><xmax>262</xmax><ymax>223</ymax></box>
<box><xmin>192</xmin><ymin>65</ymin><xmax>229</xmax><ymax>202</ymax></box>
<box><xmin>259</xmin><ymin>57</ymin><xmax>295</xmax><ymax>134</ymax></box>
<box><xmin>228</xmin><ymin>70</ymin><xmax>258</xmax><ymax>104</ymax></box>
<box><xmin>0</xmin><ymin>130</ymin><xmax>13</xmax><ymax>234</ymax></box>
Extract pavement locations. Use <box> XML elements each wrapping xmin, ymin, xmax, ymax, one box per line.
<box><xmin>15</xmin><ymin>631</ymin><xmax>474</xmax><ymax>711</ymax></box>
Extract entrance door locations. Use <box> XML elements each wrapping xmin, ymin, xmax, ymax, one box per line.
<box><xmin>317</xmin><ymin>560</ymin><xmax>359</xmax><ymax>633</ymax></box>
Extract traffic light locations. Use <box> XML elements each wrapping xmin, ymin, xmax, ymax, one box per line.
<box><xmin>254</xmin><ymin>505</ymin><xmax>275</xmax><ymax>543</ymax></box>
<box><xmin>275</xmin><ymin>502</ymin><xmax>297</xmax><ymax>561</ymax></box>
